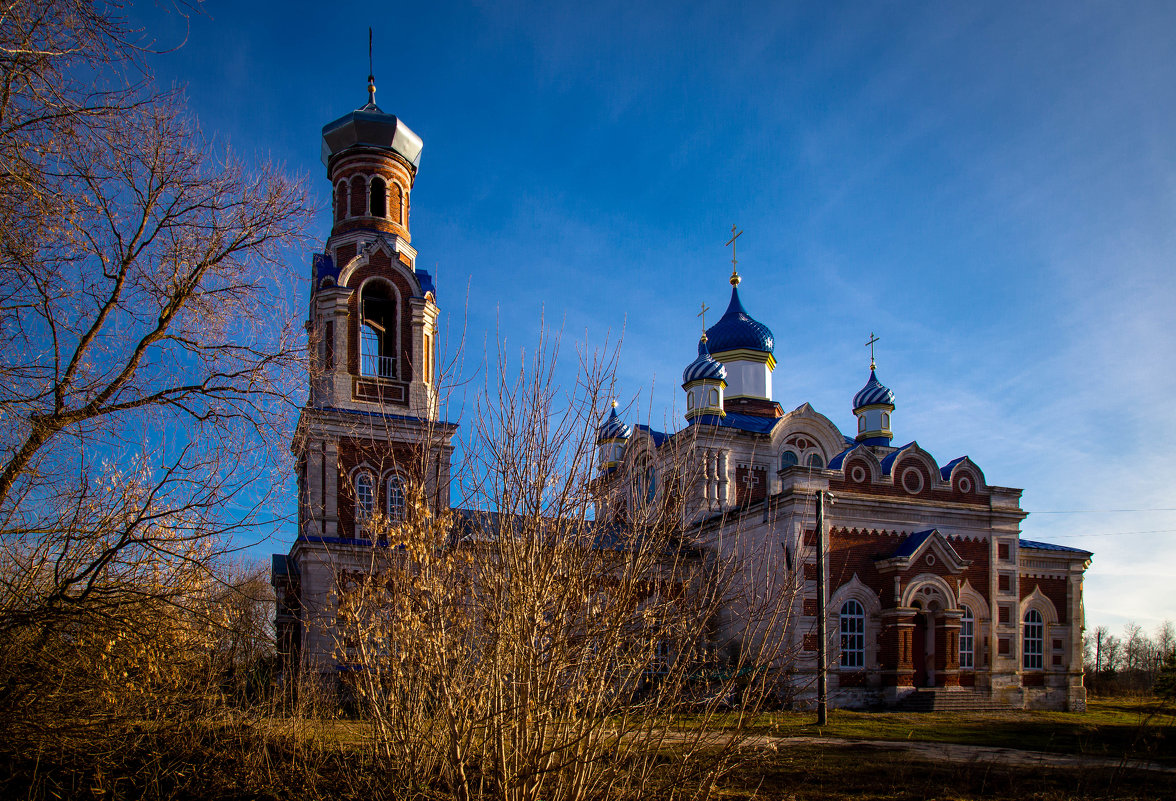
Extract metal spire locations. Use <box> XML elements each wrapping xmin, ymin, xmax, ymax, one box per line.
<box><xmin>366</xmin><ymin>28</ymin><xmax>376</xmax><ymax>106</ymax></box>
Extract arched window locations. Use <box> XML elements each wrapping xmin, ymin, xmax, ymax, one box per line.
<box><xmin>858</xmin><ymin>415</ymin><xmax>866</xmax><ymax>432</ymax></box>
<box><xmin>359</xmin><ymin>281</ymin><xmax>395</xmax><ymax>378</ymax></box>
<box><xmin>708</xmin><ymin>388</ymin><xmax>719</xmax><ymax>406</ymax></box>
<box><xmin>369</xmin><ymin>176</ymin><xmax>387</xmax><ymax>218</ymax></box>
<box><xmin>780</xmin><ymin>451</ymin><xmax>799</xmax><ymax>469</ymax></box>
<box><xmin>355</xmin><ymin>472</ymin><xmax>374</xmax><ymax>522</ymax></box>
<box><xmin>634</xmin><ymin>458</ymin><xmax>656</xmax><ymax>504</ymax></box>
<box><xmin>386</xmin><ymin>474</ymin><xmax>405</xmax><ymax>522</ymax></box>
<box><xmin>806</xmin><ymin>453</ymin><xmax>824</xmax><ymax>469</ymax></box>
<box><xmin>1023</xmin><ymin>609</ymin><xmax>1044</xmax><ymax>670</ymax></box>
<box><xmin>881</xmin><ymin>412</ymin><xmax>890</xmax><ymax>429</ymax></box>
<box><xmin>960</xmin><ymin>605</ymin><xmax>974</xmax><ymax>668</ymax></box>
<box><xmin>686</xmin><ymin>391</ymin><xmax>694</xmax><ymax>410</ymax></box>
<box><xmin>390</xmin><ymin>182</ymin><xmax>404</xmax><ymax>224</ymax></box>
<box><xmin>840</xmin><ymin>600</ymin><xmax>865</xmax><ymax>668</ymax></box>
<box><xmin>335</xmin><ymin>181</ymin><xmax>347</xmax><ymax>222</ymax></box>
<box><xmin>349</xmin><ymin>176</ymin><xmax>367</xmax><ymax>217</ymax></box>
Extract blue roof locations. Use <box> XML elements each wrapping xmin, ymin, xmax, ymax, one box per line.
<box><xmin>689</xmin><ymin>411</ymin><xmax>780</xmax><ymax>435</ymax></box>
<box><xmin>633</xmin><ymin>423</ymin><xmax>668</xmax><ymax>447</ymax></box>
<box><xmin>891</xmin><ymin>529</ymin><xmax>936</xmax><ymax>558</ymax></box>
<box><xmin>1019</xmin><ymin>539</ymin><xmax>1093</xmax><ymax>556</ymax></box>
<box><xmin>853</xmin><ymin>369</ymin><xmax>895</xmax><ymax>410</ymax></box>
<box><xmin>827</xmin><ymin>446</ymin><xmax>857</xmax><ymax>470</ymax></box>
<box><xmin>313</xmin><ymin>252</ymin><xmax>340</xmax><ymax>288</ymax></box>
<box><xmin>682</xmin><ymin>338</ymin><xmax>727</xmax><ymax>385</ymax></box>
<box><xmin>940</xmin><ymin>456</ymin><xmax>967</xmax><ymax>481</ymax></box>
<box><xmin>878</xmin><ymin>442</ymin><xmax>917</xmax><ymax>476</ymax></box>
<box><xmin>415</xmin><ymin>268</ymin><xmax>435</xmax><ymax>297</ymax></box>
<box><xmin>705</xmin><ymin>286</ymin><xmax>774</xmax><ymax>354</ymax></box>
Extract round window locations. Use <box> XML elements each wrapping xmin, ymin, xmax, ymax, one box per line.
<box><xmin>850</xmin><ymin>465</ymin><xmax>867</xmax><ymax>483</ymax></box>
<box><xmin>958</xmin><ymin>475</ymin><xmax>973</xmax><ymax>493</ymax></box>
<box><xmin>902</xmin><ymin>467</ymin><xmax>924</xmax><ymax>494</ymax></box>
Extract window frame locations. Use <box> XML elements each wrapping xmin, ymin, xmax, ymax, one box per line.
<box><xmin>1023</xmin><ymin>608</ymin><xmax>1044</xmax><ymax>670</ymax></box>
<box><xmin>839</xmin><ymin>599</ymin><xmax>866</xmax><ymax>669</ymax></box>
<box><xmin>386</xmin><ymin>473</ymin><xmax>405</xmax><ymax>522</ymax></box>
<box><xmin>959</xmin><ymin>605</ymin><xmax>975</xmax><ymax>669</ymax></box>
<box><xmin>355</xmin><ymin>471</ymin><xmax>375</xmax><ymax>524</ymax></box>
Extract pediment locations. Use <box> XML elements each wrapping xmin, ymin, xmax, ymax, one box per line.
<box><xmin>875</xmin><ymin>528</ymin><xmax>971</xmax><ymax>574</ymax></box>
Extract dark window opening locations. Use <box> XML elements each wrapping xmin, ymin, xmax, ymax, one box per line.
<box><xmin>370</xmin><ymin>177</ymin><xmax>387</xmax><ymax>218</ymax></box>
<box><xmin>350</xmin><ymin>176</ymin><xmax>366</xmax><ymax>218</ymax></box>
<box><xmin>335</xmin><ymin>182</ymin><xmax>347</xmax><ymax>222</ymax></box>
<box><xmin>359</xmin><ymin>283</ymin><xmax>396</xmax><ymax>379</ymax></box>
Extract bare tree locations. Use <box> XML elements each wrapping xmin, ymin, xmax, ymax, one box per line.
<box><xmin>327</xmin><ymin>334</ymin><xmax>798</xmax><ymax>801</ymax></box>
<box><xmin>0</xmin><ymin>0</ymin><xmax>310</xmax><ymax>775</ymax></box>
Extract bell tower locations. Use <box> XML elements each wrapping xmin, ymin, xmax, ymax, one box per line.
<box><xmin>294</xmin><ymin>73</ymin><xmax>456</xmax><ymax>545</ymax></box>
<box><xmin>275</xmin><ymin>72</ymin><xmax>459</xmax><ymax>675</ymax></box>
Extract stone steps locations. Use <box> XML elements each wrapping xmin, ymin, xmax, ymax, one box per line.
<box><xmin>894</xmin><ymin>688</ymin><xmax>1011</xmax><ymax>712</ymax></box>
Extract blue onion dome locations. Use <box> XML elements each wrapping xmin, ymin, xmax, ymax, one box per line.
<box><xmin>853</xmin><ymin>369</ymin><xmax>896</xmax><ymax>410</ymax></box>
<box><xmin>682</xmin><ymin>336</ymin><xmax>728</xmax><ymax>385</ymax></box>
<box><xmin>705</xmin><ymin>286</ymin><xmax>774</xmax><ymax>354</ymax></box>
<box><xmin>596</xmin><ymin>402</ymin><xmax>632</xmax><ymax>443</ymax></box>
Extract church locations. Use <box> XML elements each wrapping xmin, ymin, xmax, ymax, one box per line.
<box><xmin>272</xmin><ymin>80</ymin><xmax>1092</xmax><ymax>712</ymax></box>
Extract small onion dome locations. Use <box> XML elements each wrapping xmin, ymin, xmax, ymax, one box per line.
<box><xmin>853</xmin><ymin>369</ymin><xmax>896</xmax><ymax>410</ymax></box>
<box><xmin>705</xmin><ymin>286</ymin><xmax>774</xmax><ymax>354</ymax></box>
<box><xmin>596</xmin><ymin>403</ymin><xmax>632</xmax><ymax>443</ymax></box>
<box><xmin>682</xmin><ymin>338</ymin><xmax>728</xmax><ymax>385</ymax></box>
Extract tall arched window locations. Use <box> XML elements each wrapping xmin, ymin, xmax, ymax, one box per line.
<box><xmin>858</xmin><ymin>415</ymin><xmax>867</xmax><ymax>432</ymax></box>
<box><xmin>840</xmin><ymin>599</ymin><xmax>865</xmax><ymax>668</ymax></box>
<box><xmin>359</xmin><ymin>281</ymin><xmax>395</xmax><ymax>378</ymax></box>
<box><xmin>881</xmin><ymin>412</ymin><xmax>890</xmax><ymax>429</ymax></box>
<box><xmin>349</xmin><ymin>176</ymin><xmax>367</xmax><ymax>217</ymax></box>
<box><xmin>386</xmin><ymin>474</ymin><xmax>405</xmax><ymax>522</ymax></box>
<box><xmin>960</xmin><ymin>605</ymin><xmax>975</xmax><ymax>668</ymax></box>
<box><xmin>780</xmin><ymin>451</ymin><xmax>799</xmax><ymax>469</ymax></box>
<box><xmin>355</xmin><ymin>472</ymin><xmax>374</xmax><ymax>523</ymax></box>
<box><xmin>1023</xmin><ymin>609</ymin><xmax>1044</xmax><ymax>670</ymax></box>
<box><xmin>634</xmin><ymin>457</ymin><xmax>656</xmax><ymax>504</ymax></box>
<box><xmin>369</xmin><ymin>176</ymin><xmax>387</xmax><ymax>218</ymax></box>
<box><xmin>335</xmin><ymin>181</ymin><xmax>347</xmax><ymax>222</ymax></box>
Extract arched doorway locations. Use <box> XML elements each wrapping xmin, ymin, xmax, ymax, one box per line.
<box><xmin>912</xmin><ymin>602</ymin><xmax>929</xmax><ymax>687</ymax></box>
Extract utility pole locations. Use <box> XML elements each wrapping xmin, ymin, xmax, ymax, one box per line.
<box><xmin>815</xmin><ymin>489</ymin><xmax>831</xmax><ymax>725</ymax></box>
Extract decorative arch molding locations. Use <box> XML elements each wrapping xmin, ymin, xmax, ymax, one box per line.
<box><xmin>883</xmin><ymin>441</ymin><xmax>942</xmax><ymax>485</ymax></box>
<box><xmin>1019</xmin><ymin>585</ymin><xmax>1059</xmax><ymax>626</ymax></box>
<box><xmin>829</xmin><ymin>573</ymin><xmax>881</xmax><ymax>619</ymax></box>
<box><xmin>901</xmin><ymin>572</ymin><xmax>959</xmax><ymax>610</ymax></box>
<box><xmin>956</xmin><ymin>579</ymin><xmax>989</xmax><ymax>621</ymax></box>
<box><xmin>771</xmin><ymin>403</ymin><xmax>846</xmax><ymax>459</ymax></box>
<box><xmin>338</xmin><ymin>236</ymin><xmax>419</xmax><ymax>292</ymax></box>
<box><xmin>831</xmin><ymin>444</ymin><xmax>883</xmax><ymax>484</ymax></box>
<box><xmin>942</xmin><ymin>456</ymin><xmax>988</xmax><ymax>492</ymax></box>
<box><xmin>828</xmin><ymin>573</ymin><xmax>881</xmax><ymax>671</ymax></box>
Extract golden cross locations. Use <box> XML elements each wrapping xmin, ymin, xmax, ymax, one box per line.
<box><xmin>697</xmin><ymin>302</ymin><xmax>710</xmax><ymax>333</ymax></box>
<box><xmin>865</xmin><ymin>332</ymin><xmax>880</xmax><ymax>370</ymax></box>
<box><xmin>725</xmin><ymin>225</ymin><xmax>743</xmax><ymax>285</ymax></box>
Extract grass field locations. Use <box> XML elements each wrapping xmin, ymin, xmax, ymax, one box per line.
<box><xmin>719</xmin><ymin>742</ymin><xmax>1173</xmax><ymax>801</ymax></box>
<box><xmin>739</xmin><ymin>697</ymin><xmax>1175</xmax><ymax>765</ymax></box>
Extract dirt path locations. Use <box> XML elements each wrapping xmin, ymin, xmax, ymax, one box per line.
<box><xmin>741</xmin><ymin>734</ymin><xmax>1176</xmax><ymax>775</ymax></box>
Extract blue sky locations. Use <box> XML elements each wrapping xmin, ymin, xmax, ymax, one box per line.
<box><xmin>139</xmin><ymin>1</ymin><xmax>1176</xmax><ymax>636</ymax></box>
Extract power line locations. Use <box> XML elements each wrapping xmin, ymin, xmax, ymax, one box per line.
<box><xmin>1030</xmin><ymin>508</ymin><xmax>1176</xmax><ymax>514</ymax></box>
